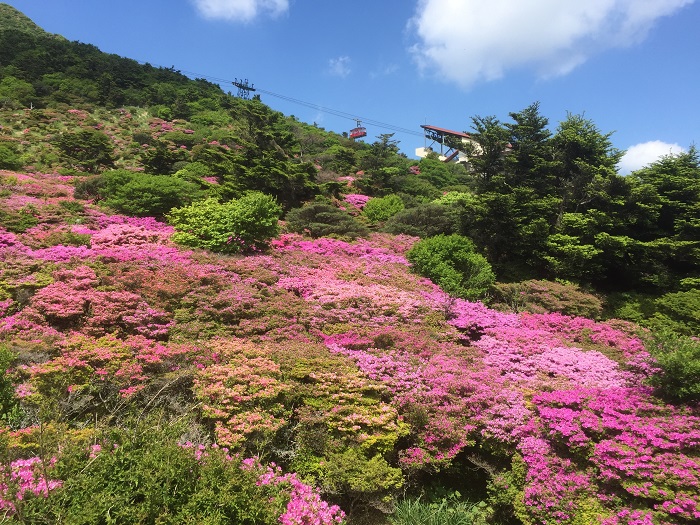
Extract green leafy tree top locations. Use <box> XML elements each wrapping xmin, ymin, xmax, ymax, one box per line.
<box><xmin>53</xmin><ymin>128</ymin><xmax>115</xmax><ymax>173</ymax></box>
<box><xmin>168</xmin><ymin>193</ymin><xmax>282</xmax><ymax>253</ymax></box>
<box><xmin>406</xmin><ymin>234</ymin><xmax>495</xmax><ymax>300</ymax></box>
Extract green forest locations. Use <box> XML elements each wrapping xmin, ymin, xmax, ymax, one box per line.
<box><xmin>0</xmin><ymin>3</ymin><xmax>699</xmax><ymax>524</ymax></box>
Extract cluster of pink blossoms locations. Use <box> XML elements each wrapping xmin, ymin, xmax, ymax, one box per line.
<box><xmin>242</xmin><ymin>458</ymin><xmax>345</xmax><ymax>525</ymax></box>
<box><xmin>0</xmin><ymin>457</ymin><xmax>62</xmax><ymax>512</ymax></box>
<box><xmin>343</xmin><ymin>193</ymin><xmax>371</xmax><ymax>209</ymax></box>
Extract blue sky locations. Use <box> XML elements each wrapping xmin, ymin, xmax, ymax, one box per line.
<box><xmin>5</xmin><ymin>0</ymin><xmax>699</xmax><ymax>173</ymax></box>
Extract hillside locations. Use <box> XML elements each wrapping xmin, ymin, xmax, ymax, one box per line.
<box><xmin>0</xmin><ymin>3</ymin><xmax>52</xmax><ymax>35</ymax></box>
<box><xmin>1</xmin><ymin>5</ymin><xmax>700</xmax><ymax>525</ymax></box>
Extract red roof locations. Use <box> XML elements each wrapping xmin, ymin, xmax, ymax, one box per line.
<box><xmin>421</xmin><ymin>125</ymin><xmax>471</xmax><ymax>140</ymax></box>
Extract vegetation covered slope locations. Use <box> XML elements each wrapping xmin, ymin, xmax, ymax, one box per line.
<box><xmin>1</xmin><ymin>167</ymin><xmax>698</xmax><ymax>524</ymax></box>
<box><xmin>0</xmin><ymin>4</ymin><xmax>699</xmax><ymax>525</ymax></box>
<box><xmin>2</xmin><ymin>2</ymin><xmax>698</xmax><ymax>333</ymax></box>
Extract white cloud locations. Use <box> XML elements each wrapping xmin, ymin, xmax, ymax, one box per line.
<box><xmin>619</xmin><ymin>140</ymin><xmax>685</xmax><ymax>174</ymax></box>
<box><xmin>328</xmin><ymin>56</ymin><xmax>352</xmax><ymax>78</ymax></box>
<box><xmin>191</xmin><ymin>0</ymin><xmax>288</xmax><ymax>22</ymax></box>
<box><xmin>409</xmin><ymin>0</ymin><xmax>695</xmax><ymax>87</ymax></box>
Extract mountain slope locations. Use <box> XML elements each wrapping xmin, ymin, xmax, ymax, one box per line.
<box><xmin>0</xmin><ymin>6</ymin><xmax>699</xmax><ymax>525</ymax></box>
<box><xmin>0</xmin><ymin>3</ymin><xmax>57</xmax><ymax>36</ymax></box>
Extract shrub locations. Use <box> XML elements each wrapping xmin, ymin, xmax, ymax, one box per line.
<box><xmin>388</xmin><ymin>175</ymin><xmax>441</xmax><ymax>200</ymax></box>
<box><xmin>383</xmin><ymin>203</ymin><xmax>461</xmax><ymax>238</ymax></box>
<box><xmin>648</xmin><ymin>331</ymin><xmax>700</xmax><ymax>403</ymax></box>
<box><xmin>52</xmin><ymin>128</ymin><xmax>115</xmax><ymax>173</ymax></box>
<box><xmin>0</xmin><ymin>143</ymin><xmax>23</xmax><ymax>170</ymax></box>
<box><xmin>285</xmin><ymin>202</ymin><xmax>369</xmax><ymax>239</ymax></box>
<box><xmin>173</xmin><ymin>162</ymin><xmax>217</xmax><ymax>184</ymax></box>
<box><xmin>103</xmin><ymin>173</ymin><xmax>200</xmax><ymax>218</ymax></box>
<box><xmin>141</xmin><ymin>140</ymin><xmax>189</xmax><ymax>175</ymax></box>
<box><xmin>432</xmin><ymin>191</ymin><xmax>474</xmax><ymax>206</ymax></box>
<box><xmin>651</xmin><ymin>288</ymin><xmax>700</xmax><ymax>336</ymax></box>
<box><xmin>607</xmin><ymin>289</ymin><xmax>700</xmax><ymax>337</ymax></box>
<box><xmin>406</xmin><ymin>234</ymin><xmax>495</xmax><ymax>300</ymax></box>
<box><xmin>0</xmin><ymin>205</ymin><xmax>39</xmax><ymax>233</ymax></box>
<box><xmin>14</xmin><ymin>419</ymin><xmax>287</xmax><ymax>524</ymax></box>
<box><xmin>489</xmin><ymin>279</ymin><xmax>604</xmax><ymax>319</ymax></box>
<box><xmin>0</xmin><ymin>345</ymin><xmax>23</xmax><ymax>427</ymax></box>
<box><xmin>132</xmin><ymin>131</ymin><xmax>153</xmax><ymax>146</ymax></box>
<box><xmin>73</xmin><ymin>174</ymin><xmax>106</xmax><ymax>201</ymax></box>
<box><xmin>169</xmin><ymin>193</ymin><xmax>282</xmax><ymax>253</ymax></box>
<box><xmin>363</xmin><ymin>194</ymin><xmax>405</xmax><ymax>224</ymax></box>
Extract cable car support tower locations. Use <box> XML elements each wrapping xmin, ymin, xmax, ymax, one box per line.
<box><xmin>232</xmin><ymin>78</ymin><xmax>256</xmax><ymax>100</ymax></box>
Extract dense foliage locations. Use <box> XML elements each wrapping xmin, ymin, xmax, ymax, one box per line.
<box><xmin>406</xmin><ymin>234</ymin><xmax>495</xmax><ymax>300</ymax></box>
<box><xmin>0</xmin><ymin>4</ymin><xmax>699</xmax><ymax>525</ymax></box>
<box><xmin>362</xmin><ymin>194</ymin><xmax>405</xmax><ymax>224</ymax></box>
<box><xmin>648</xmin><ymin>331</ymin><xmax>700</xmax><ymax>403</ymax></box>
<box><xmin>168</xmin><ymin>193</ymin><xmax>282</xmax><ymax>253</ymax></box>
<box><xmin>285</xmin><ymin>200</ymin><xmax>370</xmax><ymax>239</ymax></box>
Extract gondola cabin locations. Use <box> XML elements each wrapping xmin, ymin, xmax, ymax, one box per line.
<box><xmin>349</xmin><ymin>120</ymin><xmax>367</xmax><ymax>139</ymax></box>
<box><xmin>349</xmin><ymin>127</ymin><xmax>367</xmax><ymax>139</ymax></box>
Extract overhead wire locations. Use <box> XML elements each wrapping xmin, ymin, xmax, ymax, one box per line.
<box><xmin>254</xmin><ymin>88</ymin><xmax>425</xmax><ymax>138</ymax></box>
<box><xmin>136</xmin><ymin>60</ymin><xmax>426</xmax><ymax>139</ymax></box>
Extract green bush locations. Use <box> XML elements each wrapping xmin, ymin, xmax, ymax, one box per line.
<box><xmin>285</xmin><ymin>201</ymin><xmax>369</xmax><ymax>239</ymax></box>
<box><xmin>651</xmin><ymin>288</ymin><xmax>700</xmax><ymax>336</ymax></box>
<box><xmin>141</xmin><ymin>140</ymin><xmax>189</xmax><ymax>175</ymax></box>
<box><xmin>0</xmin><ymin>205</ymin><xmax>39</xmax><ymax>233</ymax></box>
<box><xmin>489</xmin><ymin>279</ymin><xmax>603</xmax><ymax>319</ymax></box>
<box><xmin>363</xmin><ymin>194</ymin><xmax>405</xmax><ymax>224</ymax></box>
<box><xmin>415</xmin><ymin>158</ymin><xmax>468</xmax><ymax>188</ymax></box>
<box><xmin>103</xmin><ymin>172</ymin><xmax>200</xmax><ymax>217</ymax></box>
<box><xmin>52</xmin><ymin>128</ymin><xmax>115</xmax><ymax>173</ymax></box>
<box><xmin>648</xmin><ymin>331</ymin><xmax>700</xmax><ymax>403</ymax></box>
<box><xmin>387</xmin><ymin>175</ymin><xmax>441</xmax><ymax>200</ymax></box>
<box><xmin>0</xmin><ymin>345</ymin><xmax>23</xmax><ymax>427</ymax></box>
<box><xmin>149</xmin><ymin>104</ymin><xmax>173</xmax><ymax>120</ymax></box>
<box><xmin>432</xmin><ymin>191</ymin><xmax>474</xmax><ymax>207</ymax></box>
<box><xmin>18</xmin><ymin>419</ymin><xmax>285</xmax><ymax>524</ymax></box>
<box><xmin>406</xmin><ymin>234</ymin><xmax>495</xmax><ymax>300</ymax></box>
<box><xmin>607</xmin><ymin>289</ymin><xmax>700</xmax><ymax>337</ymax></box>
<box><xmin>169</xmin><ymin>193</ymin><xmax>282</xmax><ymax>253</ymax></box>
<box><xmin>321</xmin><ymin>448</ymin><xmax>404</xmax><ymax>511</ymax></box>
<box><xmin>383</xmin><ymin>203</ymin><xmax>461</xmax><ymax>238</ymax></box>
<box><xmin>0</xmin><ymin>143</ymin><xmax>23</xmax><ymax>170</ymax></box>
<box><xmin>73</xmin><ymin>174</ymin><xmax>107</xmax><ymax>201</ymax></box>
<box><xmin>0</xmin><ymin>75</ymin><xmax>36</xmax><ymax>107</ymax></box>
<box><xmin>174</xmin><ymin>161</ymin><xmax>217</xmax><ymax>181</ymax></box>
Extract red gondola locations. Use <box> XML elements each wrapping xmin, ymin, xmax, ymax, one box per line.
<box><xmin>349</xmin><ymin>120</ymin><xmax>366</xmax><ymax>139</ymax></box>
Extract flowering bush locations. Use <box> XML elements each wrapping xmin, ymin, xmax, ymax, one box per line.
<box><xmin>242</xmin><ymin>457</ymin><xmax>346</xmax><ymax>525</ymax></box>
<box><xmin>0</xmin><ymin>419</ymin><xmax>343</xmax><ymax>524</ymax></box>
<box><xmin>0</xmin><ymin>166</ymin><xmax>698</xmax><ymax>524</ymax></box>
<box><xmin>344</xmin><ymin>193</ymin><xmax>371</xmax><ymax>210</ymax></box>
<box><xmin>0</xmin><ymin>456</ymin><xmax>62</xmax><ymax>515</ymax></box>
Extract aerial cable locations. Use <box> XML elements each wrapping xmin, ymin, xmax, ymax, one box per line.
<box><xmin>134</xmin><ymin>59</ymin><xmax>426</xmax><ymax>139</ymax></box>
<box><xmin>254</xmin><ymin>88</ymin><xmax>425</xmax><ymax>138</ymax></box>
